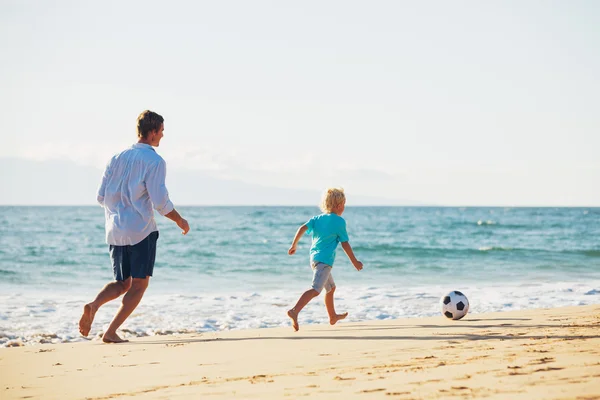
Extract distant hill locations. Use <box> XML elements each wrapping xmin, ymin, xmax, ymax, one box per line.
<box><xmin>0</xmin><ymin>158</ymin><xmax>416</xmax><ymax>206</ymax></box>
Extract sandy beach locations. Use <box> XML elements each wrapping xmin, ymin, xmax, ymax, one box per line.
<box><xmin>2</xmin><ymin>304</ymin><xmax>599</xmax><ymax>400</ymax></box>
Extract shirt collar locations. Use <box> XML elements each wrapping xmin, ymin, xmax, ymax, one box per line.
<box><xmin>133</xmin><ymin>143</ymin><xmax>156</xmax><ymax>151</ymax></box>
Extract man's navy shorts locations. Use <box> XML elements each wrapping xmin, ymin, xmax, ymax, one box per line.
<box><xmin>109</xmin><ymin>231</ymin><xmax>159</xmax><ymax>281</ymax></box>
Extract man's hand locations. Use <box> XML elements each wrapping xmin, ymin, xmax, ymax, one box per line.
<box><xmin>354</xmin><ymin>261</ymin><xmax>363</xmax><ymax>271</ymax></box>
<box><xmin>177</xmin><ymin>218</ymin><xmax>190</xmax><ymax>235</ymax></box>
<box><xmin>288</xmin><ymin>244</ymin><xmax>297</xmax><ymax>255</ymax></box>
<box><xmin>165</xmin><ymin>209</ymin><xmax>189</xmax><ymax>235</ymax></box>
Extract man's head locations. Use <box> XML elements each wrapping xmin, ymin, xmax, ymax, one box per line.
<box><xmin>137</xmin><ymin>110</ymin><xmax>164</xmax><ymax>147</ymax></box>
<box><xmin>320</xmin><ymin>187</ymin><xmax>346</xmax><ymax>215</ymax></box>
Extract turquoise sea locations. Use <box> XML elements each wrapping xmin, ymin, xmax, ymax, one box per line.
<box><xmin>1</xmin><ymin>206</ymin><xmax>599</xmax><ymax>346</ymax></box>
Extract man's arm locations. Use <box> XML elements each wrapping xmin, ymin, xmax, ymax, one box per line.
<box><xmin>288</xmin><ymin>224</ymin><xmax>308</xmax><ymax>255</ymax></box>
<box><xmin>341</xmin><ymin>241</ymin><xmax>363</xmax><ymax>271</ymax></box>
<box><xmin>96</xmin><ymin>160</ymin><xmax>111</xmax><ymax>206</ymax></box>
<box><xmin>146</xmin><ymin>160</ymin><xmax>189</xmax><ymax>235</ymax></box>
<box><xmin>165</xmin><ymin>208</ymin><xmax>190</xmax><ymax>235</ymax></box>
<box><xmin>146</xmin><ymin>160</ymin><xmax>175</xmax><ymax>216</ymax></box>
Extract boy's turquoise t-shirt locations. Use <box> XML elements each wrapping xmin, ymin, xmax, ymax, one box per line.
<box><xmin>304</xmin><ymin>213</ymin><xmax>349</xmax><ymax>267</ymax></box>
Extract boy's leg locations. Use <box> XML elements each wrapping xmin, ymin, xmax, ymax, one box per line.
<box><xmin>287</xmin><ymin>262</ymin><xmax>332</xmax><ymax>331</ymax></box>
<box><xmin>288</xmin><ymin>289</ymin><xmax>320</xmax><ymax>331</ymax></box>
<box><xmin>324</xmin><ymin>286</ymin><xmax>348</xmax><ymax>325</ymax></box>
<box><xmin>103</xmin><ymin>277</ymin><xmax>150</xmax><ymax>343</ymax></box>
<box><xmin>79</xmin><ymin>278</ymin><xmax>133</xmax><ymax>336</ymax></box>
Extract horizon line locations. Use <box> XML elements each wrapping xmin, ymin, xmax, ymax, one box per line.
<box><xmin>0</xmin><ymin>204</ymin><xmax>597</xmax><ymax>208</ymax></box>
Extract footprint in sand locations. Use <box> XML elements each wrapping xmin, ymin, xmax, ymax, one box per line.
<box><xmin>534</xmin><ymin>367</ymin><xmax>564</xmax><ymax>373</ymax></box>
<box><xmin>333</xmin><ymin>376</ymin><xmax>356</xmax><ymax>381</ymax></box>
<box><xmin>359</xmin><ymin>388</ymin><xmax>386</xmax><ymax>393</ymax></box>
<box><xmin>529</xmin><ymin>357</ymin><xmax>555</xmax><ymax>365</ymax></box>
<box><xmin>414</xmin><ymin>355</ymin><xmax>436</xmax><ymax>360</ymax></box>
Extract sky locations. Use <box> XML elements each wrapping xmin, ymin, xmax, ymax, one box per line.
<box><xmin>1</xmin><ymin>0</ymin><xmax>599</xmax><ymax>206</ymax></box>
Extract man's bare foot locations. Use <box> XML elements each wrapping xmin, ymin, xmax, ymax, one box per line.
<box><xmin>330</xmin><ymin>312</ymin><xmax>348</xmax><ymax>326</ymax></box>
<box><xmin>79</xmin><ymin>303</ymin><xmax>97</xmax><ymax>337</ymax></box>
<box><xmin>102</xmin><ymin>332</ymin><xmax>129</xmax><ymax>343</ymax></box>
<box><xmin>287</xmin><ymin>309</ymin><xmax>299</xmax><ymax>332</ymax></box>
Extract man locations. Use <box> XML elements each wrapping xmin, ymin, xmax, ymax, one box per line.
<box><xmin>79</xmin><ymin>110</ymin><xmax>190</xmax><ymax>343</ymax></box>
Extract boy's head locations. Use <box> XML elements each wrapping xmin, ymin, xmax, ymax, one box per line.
<box><xmin>320</xmin><ymin>187</ymin><xmax>346</xmax><ymax>214</ymax></box>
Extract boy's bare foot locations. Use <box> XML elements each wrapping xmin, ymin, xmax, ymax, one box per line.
<box><xmin>330</xmin><ymin>312</ymin><xmax>348</xmax><ymax>326</ymax></box>
<box><xmin>79</xmin><ymin>303</ymin><xmax>97</xmax><ymax>337</ymax></box>
<box><xmin>287</xmin><ymin>309</ymin><xmax>299</xmax><ymax>332</ymax></box>
<box><xmin>102</xmin><ymin>332</ymin><xmax>129</xmax><ymax>343</ymax></box>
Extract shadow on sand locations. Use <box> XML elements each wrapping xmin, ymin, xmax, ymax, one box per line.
<box><xmin>122</xmin><ymin>318</ymin><xmax>599</xmax><ymax>346</ymax></box>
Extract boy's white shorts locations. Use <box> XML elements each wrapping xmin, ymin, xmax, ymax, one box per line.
<box><xmin>311</xmin><ymin>261</ymin><xmax>335</xmax><ymax>294</ymax></box>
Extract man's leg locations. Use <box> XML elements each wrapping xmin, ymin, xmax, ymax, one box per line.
<box><xmin>102</xmin><ymin>277</ymin><xmax>150</xmax><ymax>343</ymax></box>
<box><xmin>79</xmin><ymin>278</ymin><xmax>132</xmax><ymax>337</ymax></box>
<box><xmin>324</xmin><ymin>286</ymin><xmax>348</xmax><ymax>325</ymax></box>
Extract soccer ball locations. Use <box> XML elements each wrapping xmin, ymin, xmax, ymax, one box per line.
<box><xmin>441</xmin><ymin>291</ymin><xmax>469</xmax><ymax>320</ymax></box>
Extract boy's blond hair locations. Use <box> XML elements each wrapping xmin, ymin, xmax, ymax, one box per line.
<box><xmin>320</xmin><ymin>187</ymin><xmax>346</xmax><ymax>213</ymax></box>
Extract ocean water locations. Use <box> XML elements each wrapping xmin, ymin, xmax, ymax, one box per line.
<box><xmin>1</xmin><ymin>206</ymin><xmax>599</xmax><ymax>347</ymax></box>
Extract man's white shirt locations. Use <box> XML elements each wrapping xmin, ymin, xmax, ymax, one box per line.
<box><xmin>97</xmin><ymin>143</ymin><xmax>174</xmax><ymax>246</ymax></box>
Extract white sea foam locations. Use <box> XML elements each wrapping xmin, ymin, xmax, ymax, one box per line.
<box><xmin>478</xmin><ymin>246</ymin><xmax>513</xmax><ymax>252</ymax></box>
<box><xmin>1</xmin><ymin>280</ymin><xmax>599</xmax><ymax>347</ymax></box>
<box><xmin>2</xmin><ymin>206</ymin><xmax>599</xmax><ymax>347</ymax></box>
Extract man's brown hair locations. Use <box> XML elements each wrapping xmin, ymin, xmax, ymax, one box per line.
<box><xmin>137</xmin><ymin>110</ymin><xmax>164</xmax><ymax>139</ymax></box>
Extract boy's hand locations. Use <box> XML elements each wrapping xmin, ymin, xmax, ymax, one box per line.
<box><xmin>354</xmin><ymin>261</ymin><xmax>363</xmax><ymax>271</ymax></box>
<box><xmin>288</xmin><ymin>245</ymin><xmax>297</xmax><ymax>255</ymax></box>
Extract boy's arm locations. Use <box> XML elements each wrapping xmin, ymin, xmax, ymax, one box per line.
<box><xmin>288</xmin><ymin>224</ymin><xmax>308</xmax><ymax>255</ymax></box>
<box><xmin>341</xmin><ymin>241</ymin><xmax>363</xmax><ymax>271</ymax></box>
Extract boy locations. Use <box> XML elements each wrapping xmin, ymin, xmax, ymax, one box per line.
<box><xmin>287</xmin><ymin>188</ymin><xmax>363</xmax><ymax>331</ymax></box>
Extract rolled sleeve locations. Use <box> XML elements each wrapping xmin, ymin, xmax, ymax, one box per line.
<box><xmin>146</xmin><ymin>159</ymin><xmax>174</xmax><ymax>216</ymax></box>
<box><xmin>97</xmin><ymin>160</ymin><xmax>112</xmax><ymax>206</ymax></box>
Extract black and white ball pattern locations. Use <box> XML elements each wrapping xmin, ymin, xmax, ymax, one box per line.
<box><xmin>441</xmin><ymin>291</ymin><xmax>470</xmax><ymax>320</ymax></box>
